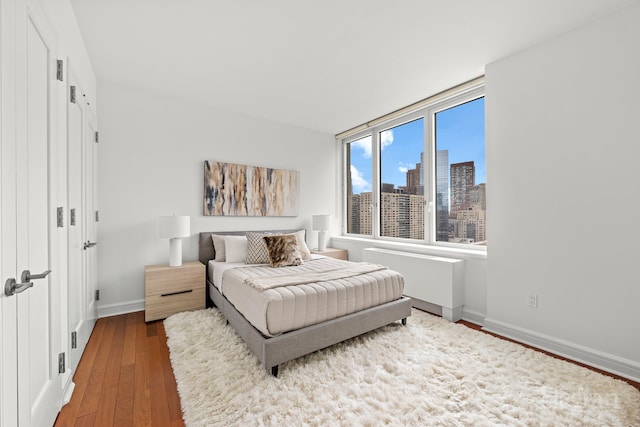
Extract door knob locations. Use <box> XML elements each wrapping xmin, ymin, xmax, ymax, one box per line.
<box><xmin>83</xmin><ymin>241</ymin><xmax>97</xmax><ymax>250</ymax></box>
<box><xmin>5</xmin><ymin>270</ymin><xmax>52</xmax><ymax>297</ymax></box>
<box><xmin>21</xmin><ymin>269</ymin><xmax>51</xmax><ymax>283</ymax></box>
<box><xmin>4</xmin><ymin>278</ymin><xmax>33</xmax><ymax>297</ymax></box>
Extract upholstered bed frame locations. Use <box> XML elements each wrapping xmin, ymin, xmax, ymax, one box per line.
<box><xmin>198</xmin><ymin>230</ymin><xmax>412</xmax><ymax>377</ymax></box>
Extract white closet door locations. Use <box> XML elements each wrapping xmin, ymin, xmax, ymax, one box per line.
<box><xmin>11</xmin><ymin>1</ymin><xmax>62</xmax><ymax>425</ymax></box>
<box><xmin>66</xmin><ymin>72</ymin><xmax>98</xmax><ymax>375</ymax></box>
<box><xmin>67</xmin><ymin>74</ymin><xmax>85</xmax><ymax>374</ymax></box>
<box><xmin>84</xmin><ymin>116</ymin><xmax>99</xmax><ymax>324</ymax></box>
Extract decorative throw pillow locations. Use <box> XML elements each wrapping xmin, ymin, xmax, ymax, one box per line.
<box><xmin>223</xmin><ymin>235</ymin><xmax>248</xmax><ymax>263</ymax></box>
<box><xmin>293</xmin><ymin>229</ymin><xmax>312</xmax><ymax>261</ymax></box>
<box><xmin>245</xmin><ymin>232</ymin><xmax>273</xmax><ymax>264</ymax></box>
<box><xmin>263</xmin><ymin>234</ymin><xmax>303</xmax><ymax>268</ymax></box>
<box><xmin>210</xmin><ymin>234</ymin><xmax>226</xmax><ymax>261</ymax></box>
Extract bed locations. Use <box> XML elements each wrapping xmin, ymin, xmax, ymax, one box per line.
<box><xmin>198</xmin><ymin>229</ymin><xmax>412</xmax><ymax>376</ymax></box>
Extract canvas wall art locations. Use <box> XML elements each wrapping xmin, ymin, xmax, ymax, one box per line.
<box><xmin>204</xmin><ymin>160</ymin><xmax>299</xmax><ymax>216</ymax></box>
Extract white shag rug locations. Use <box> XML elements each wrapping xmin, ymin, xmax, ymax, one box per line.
<box><xmin>164</xmin><ymin>308</ymin><xmax>640</xmax><ymax>426</ymax></box>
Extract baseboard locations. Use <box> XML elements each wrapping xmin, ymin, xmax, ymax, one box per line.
<box><xmin>62</xmin><ymin>381</ymin><xmax>75</xmax><ymax>406</ymax></box>
<box><xmin>97</xmin><ymin>299</ymin><xmax>144</xmax><ymax>318</ymax></box>
<box><xmin>483</xmin><ymin>317</ymin><xmax>640</xmax><ymax>383</ymax></box>
<box><xmin>461</xmin><ymin>308</ymin><xmax>485</xmax><ymax>326</ymax></box>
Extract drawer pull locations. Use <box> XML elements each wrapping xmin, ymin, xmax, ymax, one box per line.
<box><xmin>160</xmin><ymin>289</ymin><xmax>193</xmax><ymax>297</ymax></box>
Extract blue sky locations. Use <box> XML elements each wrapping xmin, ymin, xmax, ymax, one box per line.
<box><xmin>350</xmin><ymin>97</ymin><xmax>485</xmax><ymax>193</ymax></box>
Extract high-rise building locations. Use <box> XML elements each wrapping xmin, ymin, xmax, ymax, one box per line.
<box><xmin>470</xmin><ymin>183</ymin><xmax>486</xmax><ymax>210</ymax></box>
<box><xmin>450</xmin><ymin>161</ymin><xmax>475</xmax><ymax>218</ymax></box>
<box><xmin>406</xmin><ymin>163</ymin><xmax>422</xmax><ymax>195</ymax></box>
<box><xmin>436</xmin><ymin>150</ymin><xmax>449</xmax><ymax>241</ymax></box>
<box><xmin>350</xmin><ymin>194</ymin><xmax>361</xmax><ymax>234</ymax></box>
<box><xmin>380</xmin><ymin>192</ymin><xmax>410</xmax><ymax>238</ymax></box>
<box><xmin>455</xmin><ymin>208</ymin><xmax>486</xmax><ymax>244</ymax></box>
<box><xmin>409</xmin><ymin>194</ymin><xmax>424</xmax><ymax>240</ymax></box>
<box><xmin>359</xmin><ymin>192</ymin><xmax>373</xmax><ymax>235</ymax></box>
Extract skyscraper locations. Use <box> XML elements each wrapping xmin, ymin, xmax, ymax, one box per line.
<box><xmin>406</xmin><ymin>163</ymin><xmax>422</xmax><ymax>195</ymax></box>
<box><xmin>436</xmin><ymin>150</ymin><xmax>449</xmax><ymax>241</ymax></box>
<box><xmin>450</xmin><ymin>161</ymin><xmax>475</xmax><ymax>218</ymax></box>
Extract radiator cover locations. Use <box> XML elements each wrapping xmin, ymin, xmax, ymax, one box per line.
<box><xmin>363</xmin><ymin>248</ymin><xmax>465</xmax><ymax>321</ymax></box>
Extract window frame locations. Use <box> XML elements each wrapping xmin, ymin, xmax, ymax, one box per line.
<box><xmin>342</xmin><ymin>82</ymin><xmax>486</xmax><ymax>252</ymax></box>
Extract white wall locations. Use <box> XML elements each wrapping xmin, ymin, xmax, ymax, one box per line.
<box><xmin>97</xmin><ymin>80</ymin><xmax>336</xmax><ymax>316</ymax></box>
<box><xmin>485</xmin><ymin>3</ymin><xmax>640</xmax><ymax>380</ymax></box>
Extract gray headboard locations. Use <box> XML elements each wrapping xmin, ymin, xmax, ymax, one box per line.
<box><xmin>198</xmin><ymin>229</ymin><xmax>306</xmax><ymax>265</ymax></box>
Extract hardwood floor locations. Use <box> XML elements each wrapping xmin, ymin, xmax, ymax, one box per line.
<box><xmin>54</xmin><ymin>311</ymin><xmax>184</xmax><ymax>427</ymax></box>
<box><xmin>55</xmin><ymin>310</ymin><xmax>640</xmax><ymax>426</ymax></box>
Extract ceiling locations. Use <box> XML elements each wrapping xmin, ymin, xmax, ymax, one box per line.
<box><xmin>71</xmin><ymin>0</ymin><xmax>637</xmax><ymax>135</ymax></box>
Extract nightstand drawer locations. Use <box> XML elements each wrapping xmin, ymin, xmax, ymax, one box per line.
<box><xmin>145</xmin><ymin>286</ymin><xmax>205</xmax><ymax>322</ymax></box>
<box><xmin>145</xmin><ymin>266</ymin><xmax>203</xmax><ymax>297</ymax></box>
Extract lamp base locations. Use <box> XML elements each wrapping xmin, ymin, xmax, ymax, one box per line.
<box><xmin>169</xmin><ymin>238</ymin><xmax>183</xmax><ymax>267</ymax></box>
<box><xmin>317</xmin><ymin>230</ymin><xmax>327</xmax><ymax>252</ymax></box>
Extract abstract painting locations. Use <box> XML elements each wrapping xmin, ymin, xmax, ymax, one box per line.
<box><xmin>204</xmin><ymin>160</ymin><xmax>299</xmax><ymax>216</ymax></box>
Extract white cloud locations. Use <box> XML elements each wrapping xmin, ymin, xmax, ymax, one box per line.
<box><xmin>398</xmin><ymin>161</ymin><xmax>415</xmax><ymax>174</ymax></box>
<box><xmin>350</xmin><ymin>130</ymin><xmax>393</xmax><ymax>158</ymax></box>
<box><xmin>351</xmin><ymin>136</ymin><xmax>372</xmax><ymax>158</ymax></box>
<box><xmin>350</xmin><ymin>165</ymin><xmax>371</xmax><ymax>192</ymax></box>
<box><xmin>381</xmin><ymin>129</ymin><xmax>394</xmax><ymax>150</ymax></box>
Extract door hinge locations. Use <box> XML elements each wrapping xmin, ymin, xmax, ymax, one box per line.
<box><xmin>95</xmin><ymin>131</ymin><xmax>99</xmax><ymax>143</ymax></box>
<box><xmin>58</xmin><ymin>352</ymin><xmax>66</xmax><ymax>374</ymax></box>
<box><xmin>95</xmin><ymin>210</ymin><xmax>99</xmax><ymax>222</ymax></box>
<box><xmin>70</xmin><ymin>85</ymin><xmax>77</xmax><ymax>103</ymax></box>
<box><xmin>70</xmin><ymin>208</ymin><xmax>76</xmax><ymax>226</ymax></box>
<box><xmin>95</xmin><ymin>289</ymin><xmax>100</xmax><ymax>301</ymax></box>
<box><xmin>57</xmin><ymin>207</ymin><xmax>64</xmax><ymax>228</ymax></box>
<box><xmin>71</xmin><ymin>331</ymin><xmax>77</xmax><ymax>349</ymax></box>
<box><xmin>56</xmin><ymin>59</ymin><xmax>64</xmax><ymax>81</ymax></box>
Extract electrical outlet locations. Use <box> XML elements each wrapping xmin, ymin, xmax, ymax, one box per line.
<box><xmin>528</xmin><ymin>294</ymin><xmax>538</xmax><ymax>308</ymax></box>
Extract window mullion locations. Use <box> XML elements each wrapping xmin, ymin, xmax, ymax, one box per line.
<box><xmin>372</xmin><ymin>130</ymin><xmax>380</xmax><ymax>239</ymax></box>
<box><xmin>424</xmin><ymin>111</ymin><xmax>434</xmax><ymax>245</ymax></box>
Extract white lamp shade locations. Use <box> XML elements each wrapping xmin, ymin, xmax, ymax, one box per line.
<box><xmin>159</xmin><ymin>215</ymin><xmax>190</xmax><ymax>238</ymax></box>
<box><xmin>312</xmin><ymin>214</ymin><xmax>330</xmax><ymax>231</ymax></box>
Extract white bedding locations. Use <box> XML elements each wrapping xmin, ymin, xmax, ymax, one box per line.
<box><xmin>208</xmin><ymin>256</ymin><xmax>405</xmax><ymax>337</ymax></box>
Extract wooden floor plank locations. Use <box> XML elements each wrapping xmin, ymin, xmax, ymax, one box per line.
<box><xmin>147</xmin><ymin>334</ymin><xmax>172</xmax><ymax>427</ymax></box>
<box><xmin>121</xmin><ymin>312</ymin><xmax>138</xmax><ymax>366</ymax></box>
<box><xmin>133</xmin><ymin>348</ymin><xmax>152</xmax><ymax>427</ymax></box>
<box><xmin>75</xmin><ymin>317</ymin><xmax>117</xmax><ymax>418</ymax></box>
<box><xmin>72</xmin><ymin>413</ymin><xmax>96</xmax><ymax>427</ymax></box>
<box><xmin>92</xmin><ymin>316</ymin><xmax>127</xmax><ymax>425</ymax></box>
<box><xmin>113</xmin><ymin>364</ymin><xmax>135</xmax><ymax>427</ymax></box>
<box><xmin>158</xmin><ymin>324</ymin><xmax>184</xmax><ymax>424</ymax></box>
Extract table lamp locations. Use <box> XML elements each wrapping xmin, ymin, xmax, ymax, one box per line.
<box><xmin>312</xmin><ymin>214</ymin><xmax>330</xmax><ymax>251</ymax></box>
<box><xmin>159</xmin><ymin>215</ymin><xmax>190</xmax><ymax>267</ymax></box>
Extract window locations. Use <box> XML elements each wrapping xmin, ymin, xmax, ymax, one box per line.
<box><xmin>346</xmin><ymin>136</ymin><xmax>373</xmax><ymax>235</ymax></box>
<box><xmin>379</xmin><ymin>118</ymin><xmax>424</xmax><ymax>240</ymax></box>
<box><xmin>343</xmin><ymin>83</ymin><xmax>486</xmax><ymax>249</ymax></box>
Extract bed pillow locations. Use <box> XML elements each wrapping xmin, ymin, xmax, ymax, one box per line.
<box><xmin>263</xmin><ymin>234</ymin><xmax>303</xmax><ymax>268</ymax></box>
<box><xmin>293</xmin><ymin>229</ymin><xmax>312</xmax><ymax>261</ymax></box>
<box><xmin>210</xmin><ymin>234</ymin><xmax>226</xmax><ymax>261</ymax></box>
<box><xmin>245</xmin><ymin>231</ymin><xmax>273</xmax><ymax>264</ymax></box>
<box><xmin>224</xmin><ymin>235</ymin><xmax>248</xmax><ymax>263</ymax></box>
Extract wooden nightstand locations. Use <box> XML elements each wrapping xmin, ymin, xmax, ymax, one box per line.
<box><xmin>144</xmin><ymin>261</ymin><xmax>205</xmax><ymax>322</ymax></box>
<box><xmin>311</xmin><ymin>248</ymin><xmax>349</xmax><ymax>260</ymax></box>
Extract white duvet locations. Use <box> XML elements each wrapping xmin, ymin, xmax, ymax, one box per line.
<box><xmin>208</xmin><ymin>256</ymin><xmax>404</xmax><ymax>336</ymax></box>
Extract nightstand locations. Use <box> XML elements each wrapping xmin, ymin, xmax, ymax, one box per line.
<box><xmin>311</xmin><ymin>248</ymin><xmax>349</xmax><ymax>260</ymax></box>
<box><xmin>144</xmin><ymin>261</ymin><xmax>205</xmax><ymax>322</ymax></box>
